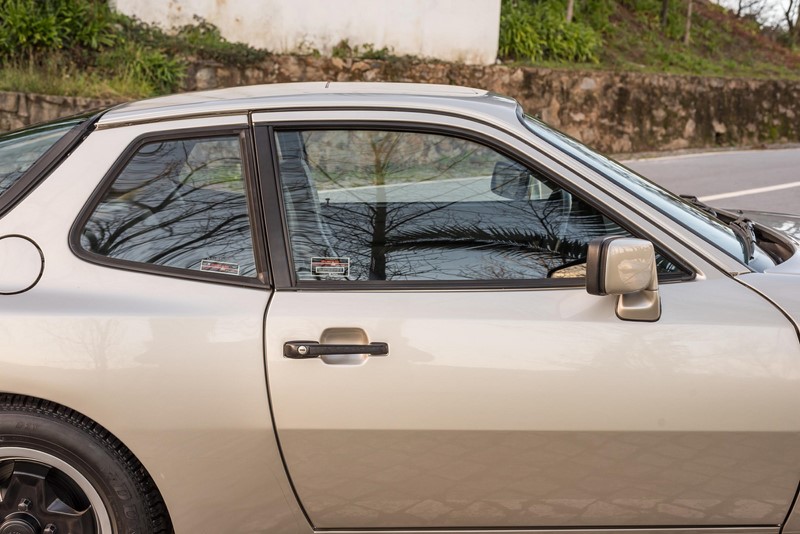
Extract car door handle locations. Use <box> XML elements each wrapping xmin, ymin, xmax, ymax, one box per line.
<box><xmin>283</xmin><ymin>341</ymin><xmax>389</xmax><ymax>359</ymax></box>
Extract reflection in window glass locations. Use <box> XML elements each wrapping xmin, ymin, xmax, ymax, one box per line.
<box><xmin>81</xmin><ymin>136</ymin><xmax>256</xmax><ymax>277</ymax></box>
<box><xmin>521</xmin><ymin>115</ymin><xmax>748</xmax><ymax>264</ymax></box>
<box><xmin>276</xmin><ymin>129</ymin><xmax>680</xmax><ymax>282</ymax></box>
<box><xmin>0</xmin><ymin>116</ymin><xmax>86</xmax><ymax>196</ymax></box>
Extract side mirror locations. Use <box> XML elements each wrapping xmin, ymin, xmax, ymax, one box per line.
<box><xmin>586</xmin><ymin>236</ymin><xmax>661</xmax><ymax>322</ymax></box>
<box><xmin>490</xmin><ymin>161</ymin><xmax>530</xmax><ymax>200</ymax></box>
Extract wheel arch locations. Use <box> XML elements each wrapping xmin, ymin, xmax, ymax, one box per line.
<box><xmin>0</xmin><ymin>392</ymin><xmax>174</xmax><ymax>531</ymax></box>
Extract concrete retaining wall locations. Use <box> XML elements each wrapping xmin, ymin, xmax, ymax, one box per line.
<box><xmin>111</xmin><ymin>0</ymin><xmax>501</xmax><ymax>65</ymax></box>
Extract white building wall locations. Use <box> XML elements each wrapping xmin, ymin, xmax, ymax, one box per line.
<box><xmin>111</xmin><ymin>0</ymin><xmax>501</xmax><ymax>65</ymax></box>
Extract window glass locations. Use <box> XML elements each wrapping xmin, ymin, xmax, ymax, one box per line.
<box><xmin>81</xmin><ymin>135</ymin><xmax>256</xmax><ymax>277</ymax></box>
<box><xmin>0</xmin><ymin>114</ymin><xmax>89</xmax><ymax>196</ymax></box>
<box><xmin>520</xmin><ymin>114</ymin><xmax>748</xmax><ymax>263</ymax></box>
<box><xmin>275</xmin><ymin>129</ymin><xmax>680</xmax><ymax>282</ymax></box>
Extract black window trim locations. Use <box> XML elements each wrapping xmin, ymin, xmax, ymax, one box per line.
<box><xmin>253</xmin><ymin>120</ymin><xmax>694</xmax><ymax>291</ymax></box>
<box><xmin>0</xmin><ymin>111</ymin><xmax>104</xmax><ymax>220</ymax></box>
<box><xmin>69</xmin><ymin>125</ymin><xmax>270</xmax><ymax>289</ymax></box>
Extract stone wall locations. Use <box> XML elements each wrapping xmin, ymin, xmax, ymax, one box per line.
<box><xmin>0</xmin><ymin>92</ymin><xmax>123</xmax><ymax>133</ymax></box>
<box><xmin>4</xmin><ymin>55</ymin><xmax>800</xmax><ymax>155</ymax></box>
<box><xmin>185</xmin><ymin>56</ymin><xmax>800</xmax><ymax>154</ymax></box>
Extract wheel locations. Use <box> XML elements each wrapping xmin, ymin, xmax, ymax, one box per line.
<box><xmin>0</xmin><ymin>395</ymin><xmax>172</xmax><ymax>533</ymax></box>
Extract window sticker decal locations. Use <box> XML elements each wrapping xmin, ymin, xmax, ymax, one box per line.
<box><xmin>311</xmin><ymin>257</ymin><xmax>350</xmax><ymax>278</ymax></box>
<box><xmin>200</xmin><ymin>259</ymin><xmax>240</xmax><ymax>275</ymax></box>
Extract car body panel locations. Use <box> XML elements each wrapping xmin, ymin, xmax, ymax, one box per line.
<box><xmin>253</xmin><ymin>101</ymin><xmax>800</xmax><ymax>529</ymax></box>
<box><xmin>743</xmin><ymin>210</ymin><xmax>800</xmax><ymax>245</ymax></box>
<box><xmin>0</xmin><ymin>115</ymin><xmax>308</xmax><ymax>532</ymax></box>
<box><xmin>100</xmin><ymin>83</ymin><xmax>499</xmax><ymax>129</ymax></box>
<box><xmin>783</xmin><ymin>495</ymin><xmax>800</xmax><ymax>534</ymax></box>
<box><xmin>265</xmin><ymin>280</ymin><xmax>800</xmax><ymax>529</ymax></box>
<box><xmin>326</xmin><ymin>529</ymin><xmax>779</xmax><ymax>534</ymax></box>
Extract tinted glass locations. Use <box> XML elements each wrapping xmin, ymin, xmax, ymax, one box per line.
<box><xmin>0</xmin><ymin>116</ymin><xmax>87</xmax><ymax>195</ymax></box>
<box><xmin>275</xmin><ymin>129</ymin><xmax>680</xmax><ymax>282</ymax></box>
<box><xmin>521</xmin><ymin>115</ymin><xmax>748</xmax><ymax>263</ymax></box>
<box><xmin>81</xmin><ymin>136</ymin><xmax>256</xmax><ymax>277</ymax></box>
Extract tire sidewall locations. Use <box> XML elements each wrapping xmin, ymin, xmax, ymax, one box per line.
<box><xmin>0</xmin><ymin>408</ymin><xmax>150</xmax><ymax>533</ymax></box>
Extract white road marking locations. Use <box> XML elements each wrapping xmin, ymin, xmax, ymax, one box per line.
<box><xmin>698</xmin><ymin>181</ymin><xmax>800</xmax><ymax>201</ymax></box>
<box><xmin>622</xmin><ymin>149</ymin><xmax>761</xmax><ymax>163</ymax></box>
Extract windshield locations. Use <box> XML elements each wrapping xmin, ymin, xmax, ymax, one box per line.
<box><xmin>520</xmin><ymin>114</ymin><xmax>749</xmax><ymax>265</ymax></box>
<box><xmin>0</xmin><ymin>114</ymin><xmax>92</xmax><ymax>196</ymax></box>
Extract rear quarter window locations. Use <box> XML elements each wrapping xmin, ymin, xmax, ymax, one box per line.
<box><xmin>79</xmin><ymin>135</ymin><xmax>258</xmax><ymax>278</ymax></box>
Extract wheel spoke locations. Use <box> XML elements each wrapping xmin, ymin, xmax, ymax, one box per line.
<box><xmin>37</xmin><ymin>466</ymin><xmax>95</xmax><ymax>532</ymax></box>
<box><xmin>0</xmin><ymin>460</ymin><xmax>50</xmax><ymax>514</ymax></box>
<box><xmin>45</xmin><ymin>495</ymin><xmax>82</xmax><ymax>515</ymax></box>
<box><xmin>0</xmin><ymin>459</ymin><xmax>95</xmax><ymax>532</ymax></box>
<box><xmin>0</xmin><ymin>461</ymin><xmax>20</xmax><ymax>512</ymax></box>
<box><xmin>57</xmin><ymin>505</ymin><xmax>95</xmax><ymax>532</ymax></box>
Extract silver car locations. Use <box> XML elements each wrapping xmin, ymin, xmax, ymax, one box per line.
<box><xmin>1</xmin><ymin>83</ymin><xmax>799</xmax><ymax>534</ymax></box>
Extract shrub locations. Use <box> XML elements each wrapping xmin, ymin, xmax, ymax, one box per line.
<box><xmin>0</xmin><ymin>0</ymin><xmax>115</xmax><ymax>64</ymax></box>
<box><xmin>498</xmin><ymin>0</ymin><xmax>602</xmax><ymax>63</ymax></box>
<box><xmin>331</xmin><ymin>39</ymin><xmax>392</xmax><ymax>60</ymax></box>
<box><xmin>115</xmin><ymin>15</ymin><xmax>269</xmax><ymax>67</ymax></box>
<box><xmin>96</xmin><ymin>42</ymin><xmax>185</xmax><ymax>95</ymax></box>
<box><xmin>0</xmin><ymin>0</ymin><xmax>268</xmax><ymax>97</ymax></box>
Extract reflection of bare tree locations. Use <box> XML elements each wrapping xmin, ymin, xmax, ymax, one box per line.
<box><xmin>81</xmin><ymin>138</ymin><xmax>256</xmax><ymax>276</ymax></box>
<box><xmin>279</xmin><ymin>130</ymin><xmax>617</xmax><ymax>281</ymax></box>
<box><xmin>304</xmin><ymin>131</ymin><xmax>489</xmax><ymax>280</ymax></box>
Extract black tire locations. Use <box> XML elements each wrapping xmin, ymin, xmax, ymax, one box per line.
<box><xmin>0</xmin><ymin>394</ymin><xmax>172</xmax><ymax>533</ymax></box>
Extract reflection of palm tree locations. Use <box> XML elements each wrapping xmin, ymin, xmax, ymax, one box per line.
<box><xmin>322</xmin><ymin>201</ymin><xmax>605</xmax><ymax>280</ymax></box>
<box><xmin>287</xmin><ymin>130</ymin><xmax>620</xmax><ymax>281</ymax></box>
<box><xmin>306</xmin><ymin>131</ymin><xmax>484</xmax><ymax>280</ymax></box>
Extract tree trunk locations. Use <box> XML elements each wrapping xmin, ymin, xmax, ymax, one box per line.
<box><xmin>683</xmin><ymin>0</ymin><xmax>693</xmax><ymax>45</ymax></box>
<box><xmin>661</xmin><ymin>0</ymin><xmax>669</xmax><ymax>27</ymax></box>
<box><xmin>794</xmin><ymin>1</ymin><xmax>800</xmax><ymax>44</ymax></box>
<box><xmin>566</xmin><ymin>0</ymin><xmax>575</xmax><ymax>22</ymax></box>
<box><xmin>784</xmin><ymin>0</ymin><xmax>797</xmax><ymax>44</ymax></box>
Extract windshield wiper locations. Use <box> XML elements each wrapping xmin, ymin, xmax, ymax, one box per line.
<box><xmin>680</xmin><ymin>195</ymin><xmax>757</xmax><ymax>262</ymax></box>
<box><xmin>680</xmin><ymin>194</ymin><xmax>718</xmax><ymax>218</ymax></box>
<box><xmin>728</xmin><ymin>212</ymin><xmax>756</xmax><ymax>261</ymax></box>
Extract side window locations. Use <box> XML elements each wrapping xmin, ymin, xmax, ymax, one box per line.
<box><xmin>275</xmin><ymin>129</ymin><xmax>680</xmax><ymax>283</ymax></box>
<box><xmin>80</xmin><ymin>135</ymin><xmax>257</xmax><ymax>278</ymax></box>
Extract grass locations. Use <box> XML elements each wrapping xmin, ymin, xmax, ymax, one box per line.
<box><xmin>0</xmin><ymin>64</ymin><xmax>153</xmax><ymax>99</ymax></box>
<box><xmin>598</xmin><ymin>0</ymin><xmax>800</xmax><ymax>80</ymax></box>
<box><xmin>501</xmin><ymin>0</ymin><xmax>800</xmax><ymax>81</ymax></box>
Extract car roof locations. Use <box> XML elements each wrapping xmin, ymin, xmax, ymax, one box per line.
<box><xmin>97</xmin><ymin>82</ymin><xmax>520</xmax><ymax>127</ymax></box>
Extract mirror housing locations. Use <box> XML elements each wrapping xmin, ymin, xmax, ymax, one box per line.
<box><xmin>490</xmin><ymin>161</ymin><xmax>530</xmax><ymax>200</ymax></box>
<box><xmin>586</xmin><ymin>236</ymin><xmax>661</xmax><ymax>322</ymax></box>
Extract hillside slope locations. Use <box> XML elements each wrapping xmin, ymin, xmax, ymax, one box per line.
<box><xmin>503</xmin><ymin>0</ymin><xmax>800</xmax><ymax>80</ymax></box>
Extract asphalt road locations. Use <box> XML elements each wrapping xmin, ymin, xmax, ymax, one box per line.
<box><xmin>623</xmin><ymin>148</ymin><xmax>800</xmax><ymax>214</ymax></box>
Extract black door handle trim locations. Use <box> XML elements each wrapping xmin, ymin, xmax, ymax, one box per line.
<box><xmin>283</xmin><ymin>341</ymin><xmax>389</xmax><ymax>359</ymax></box>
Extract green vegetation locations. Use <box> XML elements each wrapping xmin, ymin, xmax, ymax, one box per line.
<box><xmin>499</xmin><ymin>0</ymin><xmax>800</xmax><ymax>80</ymax></box>
<box><xmin>0</xmin><ymin>0</ymin><xmax>268</xmax><ymax>99</ymax></box>
<box><xmin>331</xmin><ymin>39</ymin><xmax>393</xmax><ymax>60</ymax></box>
<box><xmin>499</xmin><ymin>0</ymin><xmax>604</xmax><ymax>63</ymax></box>
<box><xmin>1</xmin><ymin>0</ymin><xmax>798</xmax><ymax>99</ymax></box>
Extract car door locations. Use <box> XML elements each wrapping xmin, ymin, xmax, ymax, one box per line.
<box><xmin>254</xmin><ymin>111</ymin><xmax>800</xmax><ymax>531</ymax></box>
